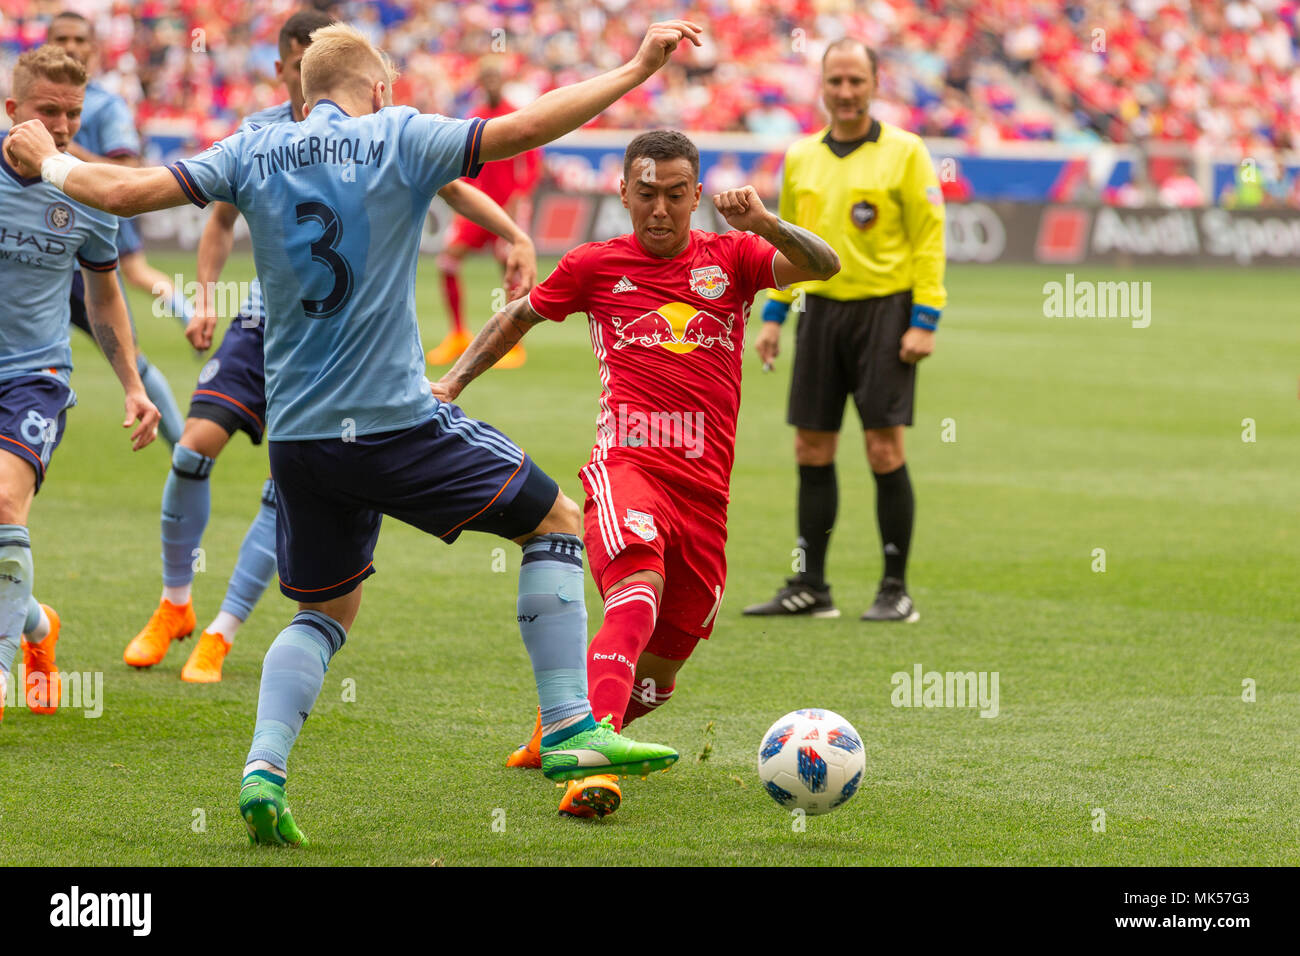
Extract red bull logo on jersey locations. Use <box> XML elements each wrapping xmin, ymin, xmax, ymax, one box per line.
<box><xmin>623</xmin><ymin>509</ymin><xmax>658</xmax><ymax>543</ymax></box>
<box><xmin>689</xmin><ymin>266</ymin><xmax>729</xmax><ymax>299</ymax></box>
<box><xmin>610</xmin><ymin>302</ymin><xmax>735</xmax><ymax>354</ymax></box>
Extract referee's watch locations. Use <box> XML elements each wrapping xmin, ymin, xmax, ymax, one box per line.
<box><xmin>910</xmin><ymin>305</ymin><xmax>941</xmax><ymax>331</ymax></box>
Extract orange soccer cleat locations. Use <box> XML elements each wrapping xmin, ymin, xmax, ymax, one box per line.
<box><xmin>180</xmin><ymin>630</ymin><xmax>231</xmax><ymax>683</ymax></box>
<box><xmin>22</xmin><ymin>604</ymin><xmax>62</xmax><ymax>714</ymax></box>
<box><xmin>124</xmin><ymin>598</ymin><xmax>196</xmax><ymax>668</ymax></box>
<box><xmin>505</xmin><ymin>708</ymin><xmax>542</xmax><ymax>769</ymax></box>
<box><xmin>558</xmin><ymin>774</ymin><xmax>622</xmax><ymax>819</ymax></box>
<box><xmin>425</xmin><ymin>330</ymin><xmax>473</xmax><ymax>366</ymax></box>
<box><xmin>492</xmin><ymin>344</ymin><xmax>527</xmax><ymax>370</ymax></box>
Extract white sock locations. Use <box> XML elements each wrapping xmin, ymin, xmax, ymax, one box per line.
<box><xmin>243</xmin><ymin>759</ymin><xmax>285</xmax><ymax>781</ymax></box>
<box><xmin>162</xmin><ymin>585</ymin><xmax>191</xmax><ymax>606</ymax></box>
<box><xmin>25</xmin><ymin>606</ymin><xmax>50</xmax><ymax>642</ymax></box>
<box><xmin>541</xmin><ymin>711</ymin><xmax>589</xmax><ymax>739</ymax></box>
<box><xmin>206</xmin><ymin>611</ymin><xmax>241</xmax><ymax>645</ymax></box>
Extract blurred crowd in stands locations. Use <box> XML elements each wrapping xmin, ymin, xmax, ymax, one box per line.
<box><xmin>2</xmin><ymin>0</ymin><xmax>1297</xmax><ymax>207</ymax></box>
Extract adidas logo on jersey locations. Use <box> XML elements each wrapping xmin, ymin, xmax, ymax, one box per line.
<box><xmin>612</xmin><ymin>276</ymin><xmax>637</xmax><ymax>294</ymax></box>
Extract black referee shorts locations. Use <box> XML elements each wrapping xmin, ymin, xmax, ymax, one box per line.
<box><xmin>787</xmin><ymin>290</ymin><xmax>915</xmax><ymax>433</ymax></box>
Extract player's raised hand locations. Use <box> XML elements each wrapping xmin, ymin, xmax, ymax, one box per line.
<box><xmin>123</xmin><ymin>389</ymin><xmax>162</xmax><ymax>451</ymax></box>
<box><xmin>632</xmin><ymin>20</ymin><xmax>703</xmax><ymax>79</ymax></box>
<box><xmin>503</xmin><ymin>236</ymin><xmax>537</xmax><ymax>301</ymax></box>
<box><xmin>4</xmin><ymin>118</ymin><xmax>59</xmax><ymax>177</ymax></box>
<box><xmin>713</xmin><ymin>186</ymin><xmax>775</xmax><ymax>234</ymax></box>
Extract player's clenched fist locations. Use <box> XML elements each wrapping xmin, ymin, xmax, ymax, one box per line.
<box><xmin>4</xmin><ymin>118</ymin><xmax>59</xmax><ymax>177</ymax></box>
<box><xmin>713</xmin><ymin>186</ymin><xmax>774</xmax><ymax>234</ymax></box>
<box><xmin>632</xmin><ymin>20</ymin><xmax>703</xmax><ymax>78</ymax></box>
<box><xmin>184</xmin><ymin>308</ymin><xmax>219</xmax><ymax>352</ymax></box>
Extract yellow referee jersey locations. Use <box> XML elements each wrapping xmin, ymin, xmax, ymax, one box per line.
<box><xmin>771</xmin><ymin>120</ymin><xmax>946</xmax><ymax>310</ymax></box>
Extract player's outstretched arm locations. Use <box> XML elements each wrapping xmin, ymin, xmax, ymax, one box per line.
<box><xmin>188</xmin><ymin>200</ymin><xmax>241</xmax><ymax>350</ymax></box>
<box><xmin>432</xmin><ymin>297</ymin><xmax>546</xmax><ymax>403</ymax></box>
<box><xmin>4</xmin><ymin>119</ymin><xmax>186</xmax><ymax>217</ymax></box>
<box><xmin>713</xmin><ymin>186</ymin><xmax>840</xmax><ymax>286</ymax></box>
<box><xmin>82</xmin><ymin>270</ymin><xmax>162</xmax><ymax>451</ymax></box>
<box><xmin>436</xmin><ymin>180</ymin><xmax>537</xmax><ymax>297</ymax></box>
<box><xmin>477</xmin><ymin>20</ymin><xmax>702</xmax><ymax>162</ymax></box>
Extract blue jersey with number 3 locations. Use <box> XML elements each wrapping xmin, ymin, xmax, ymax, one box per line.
<box><xmin>169</xmin><ymin>100</ymin><xmax>485</xmax><ymax>440</ymax></box>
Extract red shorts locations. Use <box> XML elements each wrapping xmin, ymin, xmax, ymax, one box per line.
<box><xmin>447</xmin><ymin>216</ymin><xmax>498</xmax><ymax>252</ymax></box>
<box><xmin>580</xmin><ymin>457</ymin><xmax>728</xmax><ymax>657</ymax></box>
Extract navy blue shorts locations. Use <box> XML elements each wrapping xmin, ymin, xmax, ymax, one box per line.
<box><xmin>116</xmin><ymin>217</ymin><xmax>142</xmax><ymax>256</ymax></box>
<box><xmin>68</xmin><ymin>271</ymin><xmax>137</xmax><ymax>341</ymax></box>
<box><xmin>270</xmin><ymin>403</ymin><xmax>559</xmax><ymax>601</ymax></box>
<box><xmin>0</xmin><ymin>374</ymin><xmax>76</xmax><ymax>493</ymax></box>
<box><xmin>68</xmin><ymin>270</ymin><xmax>92</xmax><ymax>338</ymax></box>
<box><xmin>189</xmin><ymin>314</ymin><xmax>267</xmax><ymax>443</ymax></box>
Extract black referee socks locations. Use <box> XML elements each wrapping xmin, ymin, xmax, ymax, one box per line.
<box><xmin>796</xmin><ymin>463</ymin><xmax>837</xmax><ymax>589</ymax></box>
<box><xmin>873</xmin><ymin>464</ymin><xmax>914</xmax><ymax>584</ymax></box>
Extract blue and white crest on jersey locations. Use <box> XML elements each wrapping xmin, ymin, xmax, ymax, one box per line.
<box><xmin>45</xmin><ymin>203</ymin><xmax>74</xmax><ymax>233</ymax></box>
<box><xmin>198</xmin><ymin>358</ymin><xmax>220</xmax><ymax>384</ymax></box>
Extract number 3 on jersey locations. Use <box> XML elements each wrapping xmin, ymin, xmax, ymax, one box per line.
<box><xmin>296</xmin><ymin>201</ymin><xmax>354</xmax><ymax>319</ymax></box>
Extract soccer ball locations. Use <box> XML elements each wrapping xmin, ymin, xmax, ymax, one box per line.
<box><xmin>757</xmin><ymin>708</ymin><xmax>864</xmax><ymax>815</ymax></box>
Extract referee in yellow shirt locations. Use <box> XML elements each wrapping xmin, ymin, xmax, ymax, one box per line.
<box><xmin>743</xmin><ymin>37</ymin><xmax>946</xmax><ymax>623</ymax></box>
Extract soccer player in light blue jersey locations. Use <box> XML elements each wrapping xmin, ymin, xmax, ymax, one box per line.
<box><xmin>47</xmin><ymin>10</ymin><xmax>186</xmax><ymax>448</ymax></box>
<box><xmin>0</xmin><ymin>46</ymin><xmax>160</xmax><ymax>725</ymax></box>
<box><xmin>129</xmin><ymin>9</ymin><xmax>543</xmax><ymax>686</ymax></box>
<box><xmin>123</xmin><ymin>9</ymin><xmax>337</xmax><ymax>683</ymax></box>
<box><xmin>9</xmin><ymin>18</ymin><xmax>704</xmax><ymax>843</ymax></box>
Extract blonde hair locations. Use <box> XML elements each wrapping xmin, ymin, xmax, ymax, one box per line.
<box><xmin>12</xmin><ymin>44</ymin><xmax>86</xmax><ymax>101</ymax></box>
<box><xmin>300</xmin><ymin>23</ymin><xmax>398</xmax><ymax>104</ymax></box>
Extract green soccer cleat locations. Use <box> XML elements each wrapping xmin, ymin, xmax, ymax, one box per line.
<box><xmin>540</xmin><ymin>716</ymin><xmax>679</xmax><ymax>782</ymax></box>
<box><xmin>239</xmin><ymin>773</ymin><xmax>308</xmax><ymax>847</ymax></box>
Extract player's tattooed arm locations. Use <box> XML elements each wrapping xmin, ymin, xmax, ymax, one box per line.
<box><xmin>762</xmin><ymin>219</ymin><xmax>840</xmax><ymax>284</ymax></box>
<box><xmin>433</xmin><ymin>298</ymin><xmax>546</xmax><ymax>403</ymax></box>
<box><xmin>712</xmin><ymin>186</ymin><xmax>839</xmax><ymax>285</ymax></box>
<box><xmin>82</xmin><ymin>269</ymin><xmax>162</xmax><ymax>450</ymax></box>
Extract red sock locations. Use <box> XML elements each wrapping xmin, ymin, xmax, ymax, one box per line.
<box><xmin>623</xmin><ymin>681</ymin><xmax>675</xmax><ymax>729</ymax></box>
<box><xmin>442</xmin><ymin>271</ymin><xmax>464</xmax><ymax>334</ymax></box>
<box><xmin>587</xmin><ymin>582</ymin><xmax>658</xmax><ymax>732</ymax></box>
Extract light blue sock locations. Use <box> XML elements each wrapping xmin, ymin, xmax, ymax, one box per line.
<box><xmin>22</xmin><ymin>595</ymin><xmax>43</xmax><ymax>641</ymax></box>
<box><xmin>517</xmin><ymin>534</ymin><xmax>593</xmax><ymax>734</ymax></box>
<box><xmin>0</xmin><ymin>526</ymin><xmax>33</xmax><ymax>677</ymax></box>
<box><xmin>245</xmin><ymin>610</ymin><xmax>346</xmax><ymax>771</ymax></box>
<box><xmin>219</xmin><ymin>480</ymin><xmax>278</xmax><ymax>621</ymax></box>
<box><xmin>137</xmin><ymin>353</ymin><xmax>184</xmax><ymax>448</ymax></box>
<box><xmin>161</xmin><ymin>445</ymin><xmax>212</xmax><ymax>589</ymax></box>
<box><xmin>170</xmin><ymin>288</ymin><xmax>194</xmax><ymax>329</ymax></box>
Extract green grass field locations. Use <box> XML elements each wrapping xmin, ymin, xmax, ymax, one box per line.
<box><xmin>2</xmin><ymin>255</ymin><xmax>1295</xmax><ymax>866</ymax></box>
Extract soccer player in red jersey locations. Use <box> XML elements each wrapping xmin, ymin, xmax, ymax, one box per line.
<box><xmin>434</xmin><ymin>130</ymin><xmax>838</xmax><ymax>817</ymax></box>
<box><xmin>426</xmin><ymin>59</ymin><xmax>542</xmax><ymax>370</ymax></box>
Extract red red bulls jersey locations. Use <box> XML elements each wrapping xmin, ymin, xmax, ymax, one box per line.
<box><xmin>528</xmin><ymin>229</ymin><xmax>779</xmax><ymax>499</ymax></box>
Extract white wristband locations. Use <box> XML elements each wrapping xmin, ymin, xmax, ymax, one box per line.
<box><xmin>40</xmin><ymin>153</ymin><xmax>84</xmax><ymax>191</ymax></box>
